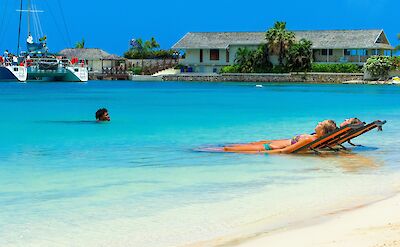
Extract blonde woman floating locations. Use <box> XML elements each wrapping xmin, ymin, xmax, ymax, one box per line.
<box><xmin>223</xmin><ymin>120</ymin><xmax>338</xmax><ymax>154</ymax></box>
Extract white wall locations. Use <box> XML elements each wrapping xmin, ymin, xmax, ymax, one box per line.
<box><xmin>182</xmin><ymin>46</ymin><xmax>260</xmax><ymax>72</ymax></box>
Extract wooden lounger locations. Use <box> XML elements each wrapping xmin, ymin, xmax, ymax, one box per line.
<box><xmin>291</xmin><ymin>124</ymin><xmax>362</xmax><ymax>154</ymax></box>
<box><xmin>332</xmin><ymin>120</ymin><xmax>386</xmax><ymax>149</ymax></box>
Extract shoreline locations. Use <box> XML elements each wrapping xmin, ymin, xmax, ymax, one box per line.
<box><xmin>161</xmin><ymin>72</ymin><xmax>363</xmax><ymax>84</ymax></box>
<box><xmin>229</xmin><ymin>191</ymin><xmax>400</xmax><ymax>247</ymax></box>
<box><xmin>127</xmin><ymin>73</ymin><xmax>399</xmax><ymax>85</ymax></box>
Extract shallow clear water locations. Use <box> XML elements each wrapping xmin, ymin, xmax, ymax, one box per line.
<box><xmin>0</xmin><ymin>81</ymin><xmax>399</xmax><ymax>246</ymax></box>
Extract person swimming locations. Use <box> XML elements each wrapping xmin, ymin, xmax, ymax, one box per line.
<box><xmin>223</xmin><ymin>120</ymin><xmax>338</xmax><ymax>154</ymax></box>
<box><xmin>96</xmin><ymin>108</ymin><xmax>110</xmax><ymax>122</ymax></box>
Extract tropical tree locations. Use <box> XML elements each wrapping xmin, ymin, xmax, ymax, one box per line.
<box><xmin>75</xmin><ymin>38</ymin><xmax>85</xmax><ymax>49</ymax></box>
<box><xmin>253</xmin><ymin>44</ymin><xmax>272</xmax><ymax>71</ymax></box>
<box><xmin>286</xmin><ymin>39</ymin><xmax>313</xmax><ymax>72</ymax></box>
<box><xmin>265</xmin><ymin>21</ymin><xmax>295</xmax><ymax>66</ymax></box>
<box><xmin>396</xmin><ymin>33</ymin><xmax>400</xmax><ymax>52</ymax></box>
<box><xmin>234</xmin><ymin>45</ymin><xmax>272</xmax><ymax>73</ymax></box>
<box><xmin>235</xmin><ymin>48</ymin><xmax>255</xmax><ymax>73</ymax></box>
<box><xmin>235</xmin><ymin>48</ymin><xmax>250</xmax><ymax>67</ymax></box>
<box><xmin>124</xmin><ymin>37</ymin><xmax>173</xmax><ymax>59</ymax></box>
<box><xmin>149</xmin><ymin>37</ymin><xmax>160</xmax><ymax>50</ymax></box>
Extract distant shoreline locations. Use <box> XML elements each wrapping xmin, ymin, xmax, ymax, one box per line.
<box><xmin>161</xmin><ymin>72</ymin><xmax>363</xmax><ymax>84</ymax></box>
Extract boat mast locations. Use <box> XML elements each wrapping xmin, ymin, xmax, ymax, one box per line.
<box><xmin>17</xmin><ymin>0</ymin><xmax>24</xmax><ymax>55</ymax></box>
<box><xmin>27</xmin><ymin>0</ymin><xmax>31</xmax><ymax>36</ymax></box>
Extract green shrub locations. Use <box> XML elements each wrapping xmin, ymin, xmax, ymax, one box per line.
<box><xmin>270</xmin><ymin>65</ymin><xmax>289</xmax><ymax>73</ymax></box>
<box><xmin>392</xmin><ymin>56</ymin><xmax>400</xmax><ymax>70</ymax></box>
<box><xmin>311</xmin><ymin>63</ymin><xmax>362</xmax><ymax>73</ymax></box>
<box><xmin>124</xmin><ymin>49</ymin><xmax>176</xmax><ymax>59</ymax></box>
<box><xmin>363</xmin><ymin>56</ymin><xmax>395</xmax><ymax>79</ymax></box>
<box><xmin>286</xmin><ymin>39</ymin><xmax>313</xmax><ymax>72</ymax></box>
<box><xmin>132</xmin><ymin>67</ymin><xmax>143</xmax><ymax>75</ymax></box>
<box><xmin>220</xmin><ymin>65</ymin><xmax>241</xmax><ymax>73</ymax></box>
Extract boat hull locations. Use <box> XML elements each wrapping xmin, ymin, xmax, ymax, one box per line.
<box><xmin>27</xmin><ymin>66</ymin><xmax>88</xmax><ymax>82</ymax></box>
<box><xmin>0</xmin><ymin>66</ymin><xmax>27</xmax><ymax>82</ymax></box>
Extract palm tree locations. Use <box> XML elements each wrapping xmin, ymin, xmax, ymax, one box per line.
<box><xmin>265</xmin><ymin>21</ymin><xmax>295</xmax><ymax>66</ymax></box>
<box><xmin>253</xmin><ymin>44</ymin><xmax>272</xmax><ymax>71</ymax></box>
<box><xmin>396</xmin><ymin>33</ymin><xmax>400</xmax><ymax>52</ymax></box>
<box><xmin>150</xmin><ymin>37</ymin><xmax>160</xmax><ymax>49</ymax></box>
<box><xmin>286</xmin><ymin>39</ymin><xmax>313</xmax><ymax>71</ymax></box>
<box><xmin>235</xmin><ymin>48</ymin><xmax>255</xmax><ymax>73</ymax></box>
<box><xmin>235</xmin><ymin>48</ymin><xmax>250</xmax><ymax>66</ymax></box>
<box><xmin>75</xmin><ymin>38</ymin><xmax>85</xmax><ymax>49</ymax></box>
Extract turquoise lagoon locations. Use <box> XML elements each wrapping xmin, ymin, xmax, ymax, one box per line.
<box><xmin>0</xmin><ymin>81</ymin><xmax>399</xmax><ymax>246</ymax></box>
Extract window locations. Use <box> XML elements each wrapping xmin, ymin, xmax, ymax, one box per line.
<box><xmin>321</xmin><ymin>49</ymin><xmax>333</xmax><ymax>56</ymax></box>
<box><xmin>344</xmin><ymin>49</ymin><xmax>350</xmax><ymax>56</ymax></box>
<box><xmin>350</xmin><ymin>49</ymin><xmax>358</xmax><ymax>56</ymax></box>
<box><xmin>226</xmin><ymin>49</ymin><xmax>230</xmax><ymax>63</ymax></box>
<box><xmin>200</xmin><ymin>49</ymin><xmax>203</xmax><ymax>63</ymax></box>
<box><xmin>210</xmin><ymin>49</ymin><xmax>220</xmax><ymax>61</ymax></box>
<box><xmin>359</xmin><ymin>49</ymin><xmax>367</xmax><ymax>56</ymax></box>
<box><xmin>372</xmin><ymin>50</ymin><xmax>380</xmax><ymax>55</ymax></box>
<box><xmin>384</xmin><ymin>50</ymin><xmax>392</xmax><ymax>56</ymax></box>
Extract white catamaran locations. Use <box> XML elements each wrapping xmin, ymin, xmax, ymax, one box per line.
<box><xmin>14</xmin><ymin>0</ymin><xmax>88</xmax><ymax>82</ymax></box>
<box><xmin>0</xmin><ymin>61</ymin><xmax>27</xmax><ymax>82</ymax></box>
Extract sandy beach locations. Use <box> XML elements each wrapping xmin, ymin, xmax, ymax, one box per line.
<box><xmin>233</xmin><ymin>192</ymin><xmax>400</xmax><ymax>247</ymax></box>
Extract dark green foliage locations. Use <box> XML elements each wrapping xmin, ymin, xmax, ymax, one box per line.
<box><xmin>131</xmin><ymin>67</ymin><xmax>143</xmax><ymax>75</ymax></box>
<box><xmin>230</xmin><ymin>22</ymin><xmax>311</xmax><ymax>73</ymax></box>
<box><xmin>75</xmin><ymin>38</ymin><xmax>85</xmax><ymax>48</ymax></box>
<box><xmin>233</xmin><ymin>45</ymin><xmax>272</xmax><ymax>73</ymax></box>
<box><xmin>286</xmin><ymin>39</ymin><xmax>313</xmax><ymax>72</ymax></box>
<box><xmin>270</xmin><ymin>65</ymin><xmax>290</xmax><ymax>73</ymax></box>
<box><xmin>234</xmin><ymin>48</ymin><xmax>256</xmax><ymax>73</ymax></box>
<box><xmin>124</xmin><ymin>37</ymin><xmax>176</xmax><ymax>59</ymax></box>
<box><xmin>124</xmin><ymin>49</ymin><xmax>176</xmax><ymax>59</ymax></box>
<box><xmin>253</xmin><ymin>44</ymin><xmax>273</xmax><ymax>71</ymax></box>
<box><xmin>220</xmin><ymin>65</ymin><xmax>241</xmax><ymax>73</ymax></box>
<box><xmin>312</xmin><ymin>63</ymin><xmax>363</xmax><ymax>73</ymax></box>
<box><xmin>265</xmin><ymin>21</ymin><xmax>295</xmax><ymax>66</ymax></box>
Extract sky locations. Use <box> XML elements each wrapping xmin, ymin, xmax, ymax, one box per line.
<box><xmin>0</xmin><ymin>0</ymin><xmax>398</xmax><ymax>56</ymax></box>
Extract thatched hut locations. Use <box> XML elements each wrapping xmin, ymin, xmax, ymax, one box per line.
<box><xmin>59</xmin><ymin>48</ymin><xmax>126</xmax><ymax>73</ymax></box>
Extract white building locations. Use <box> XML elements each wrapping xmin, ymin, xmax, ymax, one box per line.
<box><xmin>172</xmin><ymin>29</ymin><xmax>394</xmax><ymax>73</ymax></box>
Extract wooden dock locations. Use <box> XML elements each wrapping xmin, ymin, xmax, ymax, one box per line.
<box><xmin>90</xmin><ymin>67</ymin><xmax>130</xmax><ymax>80</ymax></box>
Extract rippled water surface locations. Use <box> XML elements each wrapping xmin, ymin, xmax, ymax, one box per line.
<box><xmin>0</xmin><ymin>81</ymin><xmax>399</xmax><ymax>246</ymax></box>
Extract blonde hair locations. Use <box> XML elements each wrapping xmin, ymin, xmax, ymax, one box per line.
<box><xmin>321</xmin><ymin>120</ymin><xmax>337</xmax><ymax>135</ymax></box>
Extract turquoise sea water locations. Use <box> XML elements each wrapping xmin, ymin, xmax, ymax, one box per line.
<box><xmin>0</xmin><ymin>81</ymin><xmax>399</xmax><ymax>246</ymax></box>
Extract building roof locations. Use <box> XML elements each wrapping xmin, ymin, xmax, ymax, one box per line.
<box><xmin>59</xmin><ymin>48</ymin><xmax>125</xmax><ymax>60</ymax></box>
<box><xmin>172</xmin><ymin>30</ymin><xmax>394</xmax><ymax>50</ymax></box>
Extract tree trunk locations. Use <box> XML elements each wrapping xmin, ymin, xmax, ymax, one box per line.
<box><xmin>279</xmin><ymin>41</ymin><xmax>284</xmax><ymax>66</ymax></box>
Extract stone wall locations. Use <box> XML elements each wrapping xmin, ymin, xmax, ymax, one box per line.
<box><xmin>162</xmin><ymin>73</ymin><xmax>364</xmax><ymax>83</ymax></box>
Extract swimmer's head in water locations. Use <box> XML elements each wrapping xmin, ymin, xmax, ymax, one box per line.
<box><xmin>96</xmin><ymin>108</ymin><xmax>110</xmax><ymax>121</ymax></box>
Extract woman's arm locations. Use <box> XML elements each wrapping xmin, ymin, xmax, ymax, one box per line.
<box><xmin>265</xmin><ymin>138</ymin><xmax>314</xmax><ymax>154</ymax></box>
